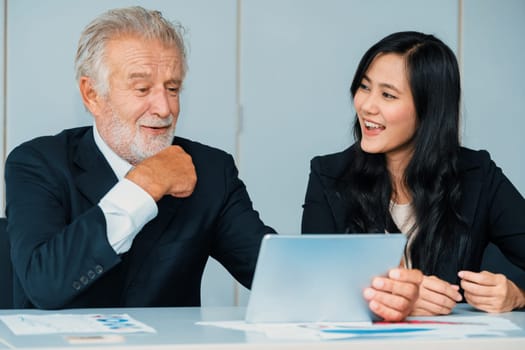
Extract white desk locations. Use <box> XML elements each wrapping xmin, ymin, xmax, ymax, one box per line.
<box><xmin>0</xmin><ymin>305</ymin><xmax>524</xmax><ymax>349</ymax></box>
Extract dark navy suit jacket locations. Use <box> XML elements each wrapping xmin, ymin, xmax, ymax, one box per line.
<box><xmin>302</xmin><ymin>145</ymin><xmax>525</xmax><ymax>285</ymax></box>
<box><xmin>5</xmin><ymin>126</ymin><xmax>274</xmax><ymax>309</ymax></box>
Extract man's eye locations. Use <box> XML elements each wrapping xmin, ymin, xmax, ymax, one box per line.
<box><xmin>167</xmin><ymin>87</ymin><xmax>179</xmax><ymax>96</ymax></box>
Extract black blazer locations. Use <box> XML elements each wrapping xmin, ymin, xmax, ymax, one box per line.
<box><xmin>5</xmin><ymin>127</ymin><xmax>274</xmax><ymax>309</ymax></box>
<box><xmin>302</xmin><ymin>145</ymin><xmax>525</xmax><ymax>284</ymax></box>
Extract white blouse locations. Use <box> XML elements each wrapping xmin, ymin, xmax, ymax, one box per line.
<box><xmin>390</xmin><ymin>202</ymin><xmax>417</xmax><ymax>268</ymax></box>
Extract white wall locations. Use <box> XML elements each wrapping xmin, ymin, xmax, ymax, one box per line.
<box><xmin>239</xmin><ymin>0</ymin><xmax>459</xmax><ymax>235</ymax></box>
<box><xmin>1</xmin><ymin>0</ymin><xmax>524</xmax><ymax>306</ymax></box>
<box><xmin>461</xmin><ymin>0</ymin><xmax>525</xmax><ymax>194</ymax></box>
<box><xmin>0</xmin><ymin>0</ymin><xmax>5</xmax><ymax>208</ymax></box>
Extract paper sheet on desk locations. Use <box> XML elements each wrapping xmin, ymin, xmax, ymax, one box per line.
<box><xmin>198</xmin><ymin>315</ymin><xmax>520</xmax><ymax>340</ymax></box>
<box><xmin>0</xmin><ymin>314</ymin><xmax>156</xmax><ymax>335</ymax></box>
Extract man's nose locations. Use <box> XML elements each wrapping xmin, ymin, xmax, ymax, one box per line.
<box><xmin>150</xmin><ymin>89</ymin><xmax>171</xmax><ymax>118</ymax></box>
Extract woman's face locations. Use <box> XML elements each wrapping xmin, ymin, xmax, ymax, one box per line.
<box><xmin>354</xmin><ymin>53</ymin><xmax>418</xmax><ymax>163</ymax></box>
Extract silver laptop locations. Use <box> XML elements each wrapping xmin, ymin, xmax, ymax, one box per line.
<box><xmin>245</xmin><ymin>234</ymin><xmax>407</xmax><ymax>323</ymax></box>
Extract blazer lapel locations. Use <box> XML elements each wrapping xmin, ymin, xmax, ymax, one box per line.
<box><xmin>321</xmin><ymin>176</ymin><xmax>349</xmax><ymax>232</ymax></box>
<box><xmin>73</xmin><ymin>128</ymin><xmax>118</xmax><ymax>204</ymax></box>
<box><xmin>458</xmin><ymin>151</ymin><xmax>483</xmax><ymax>233</ymax></box>
<box><xmin>316</xmin><ymin>147</ymin><xmax>355</xmax><ymax>232</ymax></box>
<box><xmin>71</xmin><ymin>128</ymin><xmax>183</xmax><ymax>289</ymax></box>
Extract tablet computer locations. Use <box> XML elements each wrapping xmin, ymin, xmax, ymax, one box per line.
<box><xmin>245</xmin><ymin>233</ymin><xmax>406</xmax><ymax>323</ymax></box>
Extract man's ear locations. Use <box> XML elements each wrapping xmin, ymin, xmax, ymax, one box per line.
<box><xmin>79</xmin><ymin>77</ymin><xmax>104</xmax><ymax>117</ymax></box>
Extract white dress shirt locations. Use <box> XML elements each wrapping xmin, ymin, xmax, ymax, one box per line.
<box><xmin>93</xmin><ymin>125</ymin><xmax>158</xmax><ymax>254</ymax></box>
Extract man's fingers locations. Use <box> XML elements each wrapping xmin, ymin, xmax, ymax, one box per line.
<box><xmin>128</xmin><ymin>145</ymin><xmax>197</xmax><ymax>200</ymax></box>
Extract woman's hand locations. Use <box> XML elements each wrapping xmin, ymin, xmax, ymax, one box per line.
<box><xmin>411</xmin><ymin>275</ymin><xmax>462</xmax><ymax>316</ymax></box>
<box><xmin>363</xmin><ymin>268</ymin><xmax>423</xmax><ymax>322</ymax></box>
<box><xmin>459</xmin><ymin>270</ymin><xmax>525</xmax><ymax>313</ymax></box>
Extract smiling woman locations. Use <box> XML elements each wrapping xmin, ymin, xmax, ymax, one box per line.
<box><xmin>353</xmin><ymin>53</ymin><xmax>418</xmax><ymax>199</ymax></box>
<box><xmin>301</xmin><ymin>31</ymin><xmax>525</xmax><ymax>317</ymax></box>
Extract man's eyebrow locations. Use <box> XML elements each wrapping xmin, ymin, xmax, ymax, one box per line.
<box><xmin>166</xmin><ymin>79</ymin><xmax>183</xmax><ymax>85</ymax></box>
<box><xmin>128</xmin><ymin>72</ymin><xmax>151</xmax><ymax>79</ymax></box>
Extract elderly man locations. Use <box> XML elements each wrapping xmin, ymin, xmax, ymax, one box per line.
<box><xmin>5</xmin><ymin>6</ymin><xmax>274</xmax><ymax>309</ymax></box>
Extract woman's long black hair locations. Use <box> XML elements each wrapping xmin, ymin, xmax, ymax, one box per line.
<box><xmin>342</xmin><ymin>31</ymin><xmax>466</xmax><ymax>275</ymax></box>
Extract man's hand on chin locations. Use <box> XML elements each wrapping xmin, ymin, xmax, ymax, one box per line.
<box><xmin>126</xmin><ymin>145</ymin><xmax>197</xmax><ymax>201</ymax></box>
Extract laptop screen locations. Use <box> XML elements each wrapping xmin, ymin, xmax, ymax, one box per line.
<box><xmin>245</xmin><ymin>233</ymin><xmax>407</xmax><ymax>323</ymax></box>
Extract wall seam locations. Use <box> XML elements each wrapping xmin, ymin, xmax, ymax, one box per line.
<box><xmin>2</xmin><ymin>0</ymin><xmax>7</xmax><ymax>214</ymax></box>
<box><xmin>458</xmin><ymin>0</ymin><xmax>465</xmax><ymax>142</ymax></box>
<box><xmin>233</xmin><ymin>0</ymin><xmax>243</xmax><ymax>307</ymax></box>
<box><xmin>2</xmin><ymin>0</ymin><xmax>5</xmax><ymax>160</ymax></box>
<box><xmin>458</xmin><ymin>0</ymin><xmax>463</xmax><ymax>76</ymax></box>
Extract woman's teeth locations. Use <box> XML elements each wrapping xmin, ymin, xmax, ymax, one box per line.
<box><xmin>364</xmin><ymin>120</ymin><xmax>384</xmax><ymax>129</ymax></box>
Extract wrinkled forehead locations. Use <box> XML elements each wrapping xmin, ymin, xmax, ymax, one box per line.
<box><xmin>105</xmin><ymin>36</ymin><xmax>184</xmax><ymax>80</ymax></box>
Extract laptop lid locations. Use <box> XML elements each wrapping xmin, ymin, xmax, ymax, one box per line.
<box><xmin>245</xmin><ymin>234</ymin><xmax>407</xmax><ymax>323</ymax></box>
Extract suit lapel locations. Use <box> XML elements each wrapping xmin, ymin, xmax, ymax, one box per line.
<box><xmin>72</xmin><ymin>128</ymin><xmax>184</xmax><ymax>289</ymax></box>
<box><xmin>73</xmin><ymin>128</ymin><xmax>118</xmax><ymax>204</ymax></box>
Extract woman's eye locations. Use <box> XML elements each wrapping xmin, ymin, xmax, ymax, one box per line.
<box><xmin>359</xmin><ymin>83</ymin><xmax>370</xmax><ymax>91</ymax></box>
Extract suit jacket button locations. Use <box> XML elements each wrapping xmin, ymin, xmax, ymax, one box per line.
<box><xmin>87</xmin><ymin>270</ymin><xmax>96</xmax><ymax>279</ymax></box>
<box><xmin>95</xmin><ymin>265</ymin><xmax>103</xmax><ymax>274</ymax></box>
<box><xmin>72</xmin><ymin>281</ymin><xmax>81</xmax><ymax>290</ymax></box>
<box><xmin>80</xmin><ymin>276</ymin><xmax>89</xmax><ymax>285</ymax></box>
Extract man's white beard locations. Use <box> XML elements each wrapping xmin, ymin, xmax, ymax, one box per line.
<box><xmin>105</xmin><ymin>109</ymin><xmax>176</xmax><ymax>165</ymax></box>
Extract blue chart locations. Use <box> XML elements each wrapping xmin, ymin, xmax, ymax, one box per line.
<box><xmin>92</xmin><ymin>314</ymin><xmax>155</xmax><ymax>332</ymax></box>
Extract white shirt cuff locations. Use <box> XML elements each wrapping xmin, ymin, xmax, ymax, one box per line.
<box><xmin>99</xmin><ymin>178</ymin><xmax>158</xmax><ymax>254</ymax></box>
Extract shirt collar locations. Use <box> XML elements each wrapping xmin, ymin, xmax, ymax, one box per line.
<box><xmin>92</xmin><ymin>123</ymin><xmax>133</xmax><ymax>180</ymax></box>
